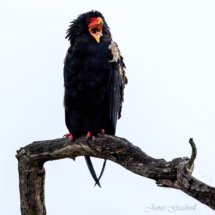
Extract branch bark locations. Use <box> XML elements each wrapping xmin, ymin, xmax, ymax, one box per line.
<box><xmin>16</xmin><ymin>135</ymin><xmax>215</xmax><ymax>215</ymax></box>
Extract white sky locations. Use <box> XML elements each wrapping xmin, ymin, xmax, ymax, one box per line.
<box><xmin>1</xmin><ymin>0</ymin><xmax>215</xmax><ymax>214</ymax></box>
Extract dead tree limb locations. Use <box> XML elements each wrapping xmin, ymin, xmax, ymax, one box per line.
<box><xmin>16</xmin><ymin>135</ymin><xmax>215</xmax><ymax>215</ymax></box>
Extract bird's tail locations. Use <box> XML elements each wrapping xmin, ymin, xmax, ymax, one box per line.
<box><xmin>94</xmin><ymin>159</ymin><xmax>107</xmax><ymax>187</ymax></box>
<box><xmin>84</xmin><ymin>156</ymin><xmax>101</xmax><ymax>187</ymax></box>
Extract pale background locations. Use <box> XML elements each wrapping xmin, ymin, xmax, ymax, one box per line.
<box><xmin>1</xmin><ymin>0</ymin><xmax>215</xmax><ymax>214</ymax></box>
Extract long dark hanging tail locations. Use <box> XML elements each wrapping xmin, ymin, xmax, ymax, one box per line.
<box><xmin>84</xmin><ymin>156</ymin><xmax>101</xmax><ymax>187</ymax></box>
<box><xmin>94</xmin><ymin>159</ymin><xmax>107</xmax><ymax>187</ymax></box>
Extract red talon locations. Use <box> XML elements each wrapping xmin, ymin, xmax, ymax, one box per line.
<box><xmin>64</xmin><ymin>133</ymin><xmax>74</xmax><ymax>141</ymax></box>
<box><xmin>100</xmin><ymin>129</ymin><xmax>105</xmax><ymax>135</ymax></box>
<box><xmin>87</xmin><ymin>131</ymin><xmax>92</xmax><ymax>139</ymax></box>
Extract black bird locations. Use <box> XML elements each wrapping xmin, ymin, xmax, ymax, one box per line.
<box><xmin>63</xmin><ymin>10</ymin><xmax>127</xmax><ymax>187</ymax></box>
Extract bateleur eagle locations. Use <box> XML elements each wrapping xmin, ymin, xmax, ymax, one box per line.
<box><xmin>63</xmin><ymin>10</ymin><xmax>127</xmax><ymax>187</ymax></box>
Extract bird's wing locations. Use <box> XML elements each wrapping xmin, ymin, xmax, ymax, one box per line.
<box><xmin>64</xmin><ymin>46</ymin><xmax>78</xmax><ymax>110</ymax></box>
<box><xmin>107</xmin><ymin>41</ymin><xmax>127</xmax><ymax>134</ymax></box>
<box><xmin>63</xmin><ymin>38</ymin><xmax>88</xmax><ymax>110</ymax></box>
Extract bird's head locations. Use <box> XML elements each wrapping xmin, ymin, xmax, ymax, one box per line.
<box><xmin>66</xmin><ymin>10</ymin><xmax>111</xmax><ymax>45</ymax></box>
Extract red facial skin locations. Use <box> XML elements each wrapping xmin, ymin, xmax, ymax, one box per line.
<box><xmin>88</xmin><ymin>17</ymin><xmax>103</xmax><ymax>43</ymax></box>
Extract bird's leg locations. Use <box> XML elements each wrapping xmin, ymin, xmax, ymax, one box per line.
<box><xmin>63</xmin><ymin>133</ymin><xmax>74</xmax><ymax>141</ymax></box>
<box><xmin>87</xmin><ymin>131</ymin><xmax>92</xmax><ymax>139</ymax></box>
<box><xmin>99</xmin><ymin>129</ymin><xmax>105</xmax><ymax>135</ymax></box>
<box><xmin>87</xmin><ymin>131</ymin><xmax>95</xmax><ymax>141</ymax></box>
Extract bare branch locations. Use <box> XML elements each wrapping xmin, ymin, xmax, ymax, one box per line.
<box><xmin>16</xmin><ymin>135</ymin><xmax>215</xmax><ymax>215</ymax></box>
<box><xmin>186</xmin><ymin>138</ymin><xmax>197</xmax><ymax>173</ymax></box>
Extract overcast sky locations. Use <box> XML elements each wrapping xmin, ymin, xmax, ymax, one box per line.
<box><xmin>1</xmin><ymin>0</ymin><xmax>215</xmax><ymax>214</ymax></box>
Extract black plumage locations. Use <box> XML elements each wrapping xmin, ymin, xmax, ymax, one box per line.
<box><xmin>63</xmin><ymin>10</ymin><xmax>127</xmax><ymax>186</ymax></box>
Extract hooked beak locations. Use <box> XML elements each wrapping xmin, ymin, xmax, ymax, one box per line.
<box><xmin>88</xmin><ymin>17</ymin><xmax>103</xmax><ymax>43</ymax></box>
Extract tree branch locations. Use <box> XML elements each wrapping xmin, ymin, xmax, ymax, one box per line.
<box><xmin>16</xmin><ymin>135</ymin><xmax>215</xmax><ymax>215</ymax></box>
